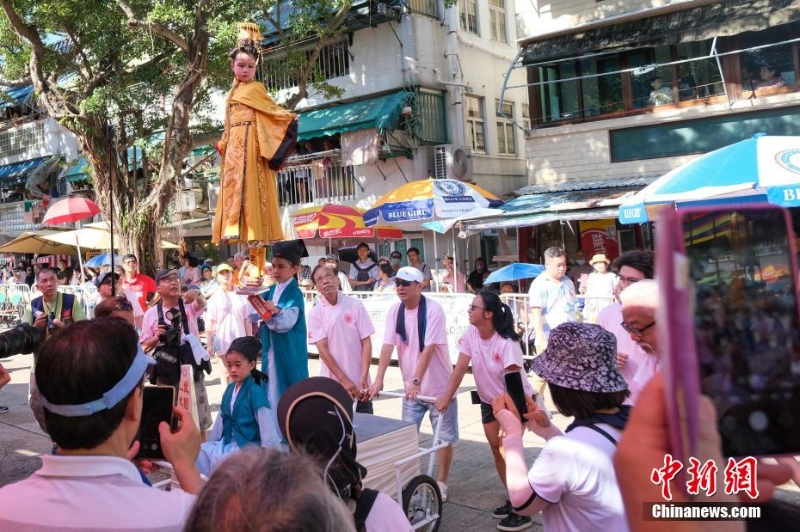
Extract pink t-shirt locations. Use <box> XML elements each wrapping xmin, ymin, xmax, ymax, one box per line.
<box><xmin>141</xmin><ymin>299</ymin><xmax>200</xmax><ymax>342</ymax></box>
<box><xmin>595</xmin><ymin>301</ymin><xmax>657</xmax><ymax>404</ymax></box>
<box><xmin>442</xmin><ymin>271</ymin><xmax>466</xmax><ymax>292</ymax></box>
<box><xmin>383</xmin><ymin>298</ymin><xmax>452</xmax><ymax>397</ymax></box>
<box><xmin>308</xmin><ymin>293</ymin><xmax>375</xmax><ymax>386</ymax></box>
<box><xmin>458</xmin><ymin>326</ymin><xmax>532</xmax><ymax>403</ymax></box>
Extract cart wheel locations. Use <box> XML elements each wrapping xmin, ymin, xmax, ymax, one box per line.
<box><xmin>402</xmin><ymin>474</ymin><xmax>442</xmax><ymax>532</ymax></box>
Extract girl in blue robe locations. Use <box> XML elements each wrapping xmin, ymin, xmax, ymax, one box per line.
<box><xmin>197</xmin><ymin>337</ymin><xmax>282</xmax><ymax>476</ymax></box>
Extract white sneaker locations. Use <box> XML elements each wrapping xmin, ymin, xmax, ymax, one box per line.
<box><xmin>437</xmin><ymin>481</ymin><xmax>448</xmax><ymax>502</ymax></box>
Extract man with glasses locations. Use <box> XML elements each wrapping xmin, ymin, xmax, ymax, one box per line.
<box><xmin>121</xmin><ymin>254</ymin><xmax>156</xmax><ymax>314</ymax></box>
<box><xmin>619</xmin><ymin>279</ymin><xmax>660</xmax><ymax>404</ymax></box>
<box><xmin>369</xmin><ymin>266</ymin><xmax>457</xmax><ymax>501</ymax></box>
<box><xmin>141</xmin><ymin>269</ymin><xmax>212</xmax><ymax>434</ymax></box>
<box><xmin>596</xmin><ymin>250</ymin><xmax>654</xmax><ymax>404</ymax></box>
<box><xmin>308</xmin><ymin>264</ymin><xmax>375</xmax><ymax>413</ymax></box>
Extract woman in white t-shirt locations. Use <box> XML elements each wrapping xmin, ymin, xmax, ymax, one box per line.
<box><xmin>205</xmin><ymin>263</ymin><xmax>253</xmax><ymax>383</ymax></box>
<box><xmin>493</xmin><ymin>322</ymin><xmax>631</xmax><ymax>532</ymax></box>
<box><xmin>436</xmin><ymin>290</ymin><xmax>534</xmax><ymax>531</ymax></box>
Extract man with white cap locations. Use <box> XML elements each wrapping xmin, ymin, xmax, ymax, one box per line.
<box><xmin>370</xmin><ymin>266</ymin><xmax>458</xmax><ymax>501</ymax></box>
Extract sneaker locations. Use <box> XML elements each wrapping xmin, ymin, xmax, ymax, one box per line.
<box><xmin>436</xmin><ymin>481</ymin><xmax>448</xmax><ymax>503</ymax></box>
<box><xmin>492</xmin><ymin>500</ymin><xmax>513</xmax><ymax>519</ymax></box>
<box><xmin>497</xmin><ymin>512</ymin><xmax>532</xmax><ymax>531</ymax></box>
<box><xmin>0</xmin><ymin>406</ymin><xmax>8</xmax><ymax>413</ymax></box>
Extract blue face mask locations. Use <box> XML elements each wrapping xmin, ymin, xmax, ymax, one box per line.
<box><xmin>576</xmin><ymin>260</ymin><xmax>586</xmax><ymax>265</ymax></box>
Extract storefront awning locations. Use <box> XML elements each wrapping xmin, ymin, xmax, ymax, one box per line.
<box><xmin>0</xmin><ymin>85</ymin><xmax>34</xmax><ymax>109</ymax></box>
<box><xmin>62</xmin><ymin>156</ymin><xmax>91</xmax><ymax>183</ymax></box>
<box><xmin>521</xmin><ymin>0</ymin><xmax>800</xmax><ymax>64</ymax></box>
<box><xmin>297</xmin><ymin>91</ymin><xmax>412</xmax><ymax>141</ymax></box>
<box><xmin>461</xmin><ymin>176</ymin><xmax>656</xmax><ymax>231</ymax></box>
<box><xmin>0</xmin><ymin>157</ymin><xmax>49</xmax><ymax>186</ymax></box>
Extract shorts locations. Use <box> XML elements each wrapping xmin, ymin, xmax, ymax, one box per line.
<box><xmin>480</xmin><ymin>401</ymin><xmax>496</xmax><ymax>424</ymax></box>
<box><xmin>402</xmin><ymin>398</ymin><xmax>459</xmax><ymax>444</ymax></box>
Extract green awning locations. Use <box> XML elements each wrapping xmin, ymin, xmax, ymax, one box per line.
<box><xmin>63</xmin><ymin>156</ymin><xmax>91</xmax><ymax>183</ymax></box>
<box><xmin>297</xmin><ymin>91</ymin><xmax>411</xmax><ymax>141</ymax></box>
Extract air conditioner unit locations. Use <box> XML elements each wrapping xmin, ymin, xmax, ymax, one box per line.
<box><xmin>434</xmin><ymin>145</ymin><xmax>472</xmax><ymax>181</ymax></box>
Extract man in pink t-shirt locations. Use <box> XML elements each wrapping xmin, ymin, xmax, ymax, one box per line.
<box><xmin>370</xmin><ymin>266</ymin><xmax>457</xmax><ymax>501</ymax></box>
<box><xmin>308</xmin><ymin>264</ymin><xmax>375</xmax><ymax>413</ymax></box>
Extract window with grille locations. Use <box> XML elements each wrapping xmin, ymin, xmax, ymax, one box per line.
<box><xmin>489</xmin><ymin>0</ymin><xmax>507</xmax><ymax>43</ymax></box>
<box><xmin>495</xmin><ymin>100</ymin><xmax>515</xmax><ymax>155</ymax></box>
<box><xmin>459</xmin><ymin>0</ymin><xmax>478</xmax><ymax>35</ymax></box>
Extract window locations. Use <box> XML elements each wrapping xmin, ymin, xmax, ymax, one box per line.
<box><xmin>459</xmin><ymin>0</ymin><xmax>478</xmax><ymax>35</ymax></box>
<box><xmin>417</xmin><ymin>91</ymin><xmax>448</xmax><ymax>144</ymax></box>
<box><xmin>496</xmin><ymin>100</ymin><xmax>516</xmax><ymax>155</ymax></box>
<box><xmin>529</xmin><ymin>22</ymin><xmax>798</xmax><ymax>127</ymax></box>
<box><xmin>489</xmin><ymin>0</ymin><xmax>507</xmax><ymax>43</ymax></box>
<box><xmin>263</xmin><ymin>41</ymin><xmax>350</xmax><ymax>91</ymax></box>
<box><xmin>465</xmin><ymin>95</ymin><xmax>486</xmax><ymax>153</ymax></box>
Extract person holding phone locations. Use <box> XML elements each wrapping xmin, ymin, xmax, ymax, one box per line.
<box><xmin>436</xmin><ymin>290</ymin><xmax>534</xmax><ymax>531</ymax></box>
<box><xmin>0</xmin><ymin>319</ymin><xmax>203</xmax><ymax>529</ymax></box>
<box><xmin>493</xmin><ymin>322</ymin><xmax>630</xmax><ymax>532</ymax></box>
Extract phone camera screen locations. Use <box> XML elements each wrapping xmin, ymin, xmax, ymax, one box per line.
<box><xmin>684</xmin><ymin>208</ymin><xmax>800</xmax><ymax>457</ymax></box>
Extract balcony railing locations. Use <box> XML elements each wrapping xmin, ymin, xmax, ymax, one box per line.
<box><xmin>277</xmin><ymin>151</ymin><xmax>358</xmax><ymax>207</ymax></box>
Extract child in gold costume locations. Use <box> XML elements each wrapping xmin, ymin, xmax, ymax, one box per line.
<box><xmin>213</xmin><ymin>23</ymin><xmax>297</xmax><ymax>276</ymax></box>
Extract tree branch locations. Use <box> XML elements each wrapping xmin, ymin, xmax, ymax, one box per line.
<box><xmin>0</xmin><ymin>76</ymin><xmax>31</xmax><ymax>88</ymax></box>
<box><xmin>0</xmin><ymin>0</ymin><xmax>49</xmax><ymax>92</ymax></box>
<box><xmin>63</xmin><ymin>27</ymin><xmax>94</xmax><ymax>81</ymax></box>
<box><xmin>116</xmin><ymin>0</ymin><xmax>190</xmax><ymax>54</ymax></box>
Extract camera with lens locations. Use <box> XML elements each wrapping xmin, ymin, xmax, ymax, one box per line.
<box><xmin>158</xmin><ymin>310</ymin><xmax>183</xmax><ymax>347</ymax></box>
<box><xmin>46</xmin><ymin>312</ymin><xmax>57</xmax><ymax>331</ymax></box>
<box><xmin>0</xmin><ymin>323</ymin><xmax>44</xmax><ymax>359</ymax></box>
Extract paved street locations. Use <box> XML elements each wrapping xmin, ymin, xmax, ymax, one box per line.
<box><xmin>2</xmin><ymin>351</ymin><xmax>798</xmax><ymax>531</ymax></box>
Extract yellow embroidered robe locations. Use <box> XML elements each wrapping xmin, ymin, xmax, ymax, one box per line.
<box><xmin>212</xmin><ymin>80</ymin><xmax>295</xmax><ymax>244</ymax></box>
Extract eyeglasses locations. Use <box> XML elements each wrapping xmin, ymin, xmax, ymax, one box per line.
<box><xmin>396</xmin><ymin>279</ymin><xmax>417</xmax><ymax>287</ymax></box>
<box><xmin>620</xmin><ymin>321</ymin><xmax>656</xmax><ymax>338</ymax></box>
<box><xmin>468</xmin><ymin>304</ymin><xmax>485</xmax><ymax>312</ymax></box>
<box><xmin>618</xmin><ymin>275</ymin><xmax>644</xmax><ymax>285</ymax></box>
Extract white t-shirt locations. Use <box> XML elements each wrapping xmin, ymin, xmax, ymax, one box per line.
<box><xmin>528</xmin><ymin>425</ymin><xmax>629</xmax><ymax>532</ymax></box>
<box><xmin>383</xmin><ymin>298</ymin><xmax>452</xmax><ymax>397</ymax></box>
<box><xmin>206</xmin><ymin>290</ymin><xmax>250</xmax><ymax>354</ymax></box>
<box><xmin>457</xmin><ymin>326</ymin><xmax>532</xmax><ymax>403</ymax></box>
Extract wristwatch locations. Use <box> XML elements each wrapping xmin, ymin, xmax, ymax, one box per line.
<box><xmin>411</xmin><ymin>378</ymin><xmax>421</xmax><ymax>386</ymax></box>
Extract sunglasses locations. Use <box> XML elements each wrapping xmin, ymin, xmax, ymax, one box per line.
<box><xmin>620</xmin><ymin>321</ymin><xmax>656</xmax><ymax>338</ymax></box>
<box><xmin>396</xmin><ymin>279</ymin><xmax>417</xmax><ymax>288</ymax></box>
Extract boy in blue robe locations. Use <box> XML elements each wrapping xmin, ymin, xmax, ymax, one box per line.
<box><xmin>259</xmin><ymin>239</ymin><xmax>310</xmax><ymax>416</ymax></box>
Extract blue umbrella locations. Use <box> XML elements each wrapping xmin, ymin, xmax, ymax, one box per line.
<box><xmin>85</xmin><ymin>252</ymin><xmax>121</xmax><ymax>268</ymax></box>
<box><xmin>618</xmin><ymin>134</ymin><xmax>800</xmax><ymax>223</ymax></box>
<box><xmin>484</xmin><ymin>263</ymin><xmax>545</xmax><ymax>284</ymax></box>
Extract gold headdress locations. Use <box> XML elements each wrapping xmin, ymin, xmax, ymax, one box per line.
<box><xmin>237</xmin><ymin>22</ymin><xmax>265</xmax><ymax>48</ymax></box>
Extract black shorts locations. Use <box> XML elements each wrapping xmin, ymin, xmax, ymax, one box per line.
<box><xmin>480</xmin><ymin>401</ymin><xmax>496</xmax><ymax>424</ymax></box>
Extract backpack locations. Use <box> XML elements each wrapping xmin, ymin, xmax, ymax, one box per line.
<box><xmin>353</xmin><ymin>262</ymin><xmax>377</xmax><ymax>291</ymax></box>
<box><xmin>353</xmin><ymin>488</ymin><xmax>379</xmax><ymax>532</ymax></box>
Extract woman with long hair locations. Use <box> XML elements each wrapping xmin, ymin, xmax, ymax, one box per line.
<box><xmin>435</xmin><ymin>290</ymin><xmax>535</xmax><ymax>531</ymax></box>
<box><xmin>466</xmin><ymin>257</ymin><xmax>489</xmax><ymax>293</ymax></box>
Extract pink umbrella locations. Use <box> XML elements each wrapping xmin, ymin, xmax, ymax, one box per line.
<box><xmin>42</xmin><ymin>197</ymin><xmax>101</xmax><ymax>225</ymax></box>
<box><xmin>42</xmin><ymin>196</ymin><xmax>102</xmax><ymax>281</ymax></box>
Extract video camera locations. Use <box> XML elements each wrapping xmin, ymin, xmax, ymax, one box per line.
<box><xmin>158</xmin><ymin>309</ymin><xmax>183</xmax><ymax>347</ymax></box>
<box><xmin>0</xmin><ymin>323</ymin><xmax>44</xmax><ymax>359</ymax></box>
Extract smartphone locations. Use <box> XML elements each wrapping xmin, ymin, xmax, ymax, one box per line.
<box><xmin>137</xmin><ymin>386</ymin><xmax>175</xmax><ymax>460</ymax></box>
<box><xmin>659</xmin><ymin>204</ymin><xmax>800</xmax><ymax>459</ymax></box>
<box><xmin>504</xmin><ymin>371</ymin><xmax>529</xmax><ymax>420</ymax></box>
